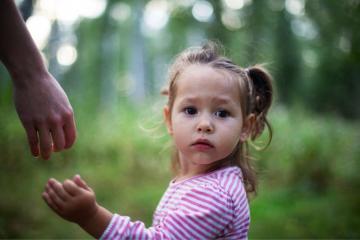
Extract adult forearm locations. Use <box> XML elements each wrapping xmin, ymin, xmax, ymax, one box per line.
<box><xmin>0</xmin><ymin>0</ymin><xmax>47</xmax><ymax>87</ymax></box>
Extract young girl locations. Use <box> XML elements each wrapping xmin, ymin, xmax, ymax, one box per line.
<box><xmin>42</xmin><ymin>42</ymin><xmax>273</xmax><ymax>239</ymax></box>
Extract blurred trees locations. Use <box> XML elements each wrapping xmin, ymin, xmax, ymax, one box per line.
<box><xmin>306</xmin><ymin>0</ymin><xmax>360</xmax><ymax>119</ymax></box>
<box><xmin>75</xmin><ymin>0</ymin><xmax>360</xmax><ymax>119</ymax></box>
<box><xmin>1</xmin><ymin>0</ymin><xmax>359</xmax><ymax>118</ymax></box>
<box><xmin>0</xmin><ymin>0</ymin><xmax>359</xmax><ymax>238</ymax></box>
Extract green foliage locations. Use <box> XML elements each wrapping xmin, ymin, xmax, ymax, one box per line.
<box><xmin>249</xmin><ymin>105</ymin><xmax>360</xmax><ymax>238</ymax></box>
<box><xmin>1</xmin><ymin>0</ymin><xmax>360</xmax><ymax>238</ymax></box>
<box><xmin>0</xmin><ymin>104</ymin><xmax>359</xmax><ymax>238</ymax></box>
<box><xmin>0</xmin><ymin>103</ymin><xmax>170</xmax><ymax>238</ymax></box>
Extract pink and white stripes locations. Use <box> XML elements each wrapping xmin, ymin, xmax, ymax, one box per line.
<box><xmin>100</xmin><ymin>166</ymin><xmax>250</xmax><ymax>239</ymax></box>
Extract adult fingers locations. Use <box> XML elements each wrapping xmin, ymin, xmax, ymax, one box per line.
<box><xmin>50</xmin><ymin>125</ymin><xmax>65</xmax><ymax>152</ymax></box>
<box><xmin>23</xmin><ymin>123</ymin><xmax>39</xmax><ymax>157</ymax></box>
<box><xmin>63</xmin><ymin>179</ymin><xmax>81</xmax><ymax>196</ymax></box>
<box><xmin>37</xmin><ymin>124</ymin><xmax>53</xmax><ymax>160</ymax></box>
<box><xmin>63</xmin><ymin>112</ymin><xmax>76</xmax><ymax>149</ymax></box>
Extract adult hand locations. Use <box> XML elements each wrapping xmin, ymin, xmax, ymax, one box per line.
<box><xmin>0</xmin><ymin>0</ymin><xmax>76</xmax><ymax>159</ymax></box>
<box><xmin>14</xmin><ymin>72</ymin><xmax>76</xmax><ymax>159</ymax></box>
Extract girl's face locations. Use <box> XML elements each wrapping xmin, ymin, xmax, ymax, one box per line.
<box><xmin>164</xmin><ymin>64</ymin><xmax>251</xmax><ymax>169</ymax></box>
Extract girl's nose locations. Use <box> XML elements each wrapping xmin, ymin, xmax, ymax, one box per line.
<box><xmin>197</xmin><ymin>117</ymin><xmax>214</xmax><ymax>133</ymax></box>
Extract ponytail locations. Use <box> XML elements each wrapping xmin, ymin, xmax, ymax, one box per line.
<box><xmin>246</xmin><ymin>65</ymin><xmax>273</xmax><ymax>147</ymax></box>
<box><xmin>162</xmin><ymin>41</ymin><xmax>274</xmax><ymax>195</ymax></box>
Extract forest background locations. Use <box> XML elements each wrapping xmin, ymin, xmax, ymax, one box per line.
<box><xmin>0</xmin><ymin>0</ymin><xmax>359</xmax><ymax>238</ymax></box>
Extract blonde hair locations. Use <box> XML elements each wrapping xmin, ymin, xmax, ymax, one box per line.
<box><xmin>162</xmin><ymin>42</ymin><xmax>273</xmax><ymax>194</ymax></box>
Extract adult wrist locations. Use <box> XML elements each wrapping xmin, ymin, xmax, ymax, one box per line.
<box><xmin>11</xmin><ymin>63</ymin><xmax>49</xmax><ymax>90</ymax></box>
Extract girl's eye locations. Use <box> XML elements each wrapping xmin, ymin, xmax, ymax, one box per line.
<box><xmin>215</xmin><ymin>110</ymin><xmax>230</xmax><ymax>118</ymax></box>
<box><xmin>184</xmin><ymin>107</ymin><xmax>197</xmax><ymax>115</ymax></box>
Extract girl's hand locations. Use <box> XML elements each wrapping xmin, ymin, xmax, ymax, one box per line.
<box><xmin>42</xmin><ymin>175</ymin><xmax>98</xmax><ymax>226</ymax></box>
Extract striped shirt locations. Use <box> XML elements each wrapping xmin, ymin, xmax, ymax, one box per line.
<box><xmin>100</xmin><ymin>166</ymin><xmax>250</xmax><ymax>239</ymax></box>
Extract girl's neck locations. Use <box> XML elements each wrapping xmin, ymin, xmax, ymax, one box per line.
<box><xmin>176</xmin><ymin>159</ymin><xmax>231</xmax><ymax>182</ymax></box>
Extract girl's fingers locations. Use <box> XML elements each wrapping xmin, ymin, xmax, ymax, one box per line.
<box><xmin>47</xmin><ymin>187</ymin><xmax>64</xmax><ymax>210</ymax></box>
<box><xmin>48</xmin><ymin>178</ymin><xmax>69</xmax><ymax>201</ymax></box>
<box><xmin>42</xmin><ymin>191</ymin><xmax>60</xmax><ymax>213</ymax></box>
<box><xmin>46</xmin><ymin>187</ymin><xmax>64</xmax><ymax>212</ymax></box>
<box><xmin>73</xmin><ymin>175</ymin><xmax>90</xmax><ymax>191</ymax></box>
<box><xmin>63</xmin><ymin>179</ymin><xmax>81</xmax><ymax>196</ymax></box>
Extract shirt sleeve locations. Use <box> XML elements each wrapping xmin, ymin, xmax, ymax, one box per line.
<box><xmin>99</xmin><ymin>185</ymin><xmax>234</xmax><ymax>240</ymax></box>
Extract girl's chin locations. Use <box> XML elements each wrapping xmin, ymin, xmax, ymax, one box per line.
<box><xmin>190</xmin><ymin>157</ymin><xmax>223</xmax><ymax>166</ymax></box>
<box><xmin>179</xmin><ymin>152</ymin><xmax>228</xmax><ymax>166</ymax></box>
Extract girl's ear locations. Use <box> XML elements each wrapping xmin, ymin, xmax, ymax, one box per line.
<box><xmin>163</xmin><ymin>106</ymin><xmax>173</xmax><ymax>135</ymax></box>
<box><xmin>240</xmin><ymin>114</ymin><xmax>255</xmax><ymax>142</ymax></box>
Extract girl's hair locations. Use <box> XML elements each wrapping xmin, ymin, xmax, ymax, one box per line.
<box><xmin>162</xmin><ymin>42</ymin><xmax>273</xmax><ymax>194</ymax></box>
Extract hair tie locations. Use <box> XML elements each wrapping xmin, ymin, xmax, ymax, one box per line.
<box><xmin>244</xmin><ymin>68</ymin><xmax>250</xmax><ymax>75</ymax></box>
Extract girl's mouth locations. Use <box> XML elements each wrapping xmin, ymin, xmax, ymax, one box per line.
<box><xmin>191</xmin><ymin>139</ymin><xmax>214</xmax><ymax>151</ymax></box>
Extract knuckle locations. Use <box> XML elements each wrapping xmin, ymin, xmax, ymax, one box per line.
<box><xmin>34</xmin><ymin>117</ymin><xmax>46</xmax><ymax>126</ymax></box>
<box><xmin>22</xmin><ymin>118</ymin><xmax>33</xmax><ymax>128</ymax></box>
<box><xmin>48</xmin><ymin>115</ymin><xmax>62</xmax><ymax>126</ymax></box>
<box><xmin>63</xmin><ymin>109</ymin><xmax>74</xmax><ymax>121</ymax></box>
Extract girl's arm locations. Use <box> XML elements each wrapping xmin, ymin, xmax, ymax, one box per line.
<box><xmin>100</xmin><ymin>185</ymin><xmax>236</xmax><ymax>240</ymax></box>
<box><xmin>43</xmin><ymin>176</ymin><xmax>241</xmax><ymax>239</ymax></box>
<box><xmin>42</xmin><ymin>175</ymin><xmax>112</xmax><ymax>238</ymax></box>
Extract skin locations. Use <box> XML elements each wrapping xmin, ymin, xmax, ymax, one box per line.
<box><xmin>0</xmin><ymin>0</ymin><xmax>76</xmax><ymax>159</ymax></box>
<box><xmin>164</xmin><ymin>64</ymin><xmax>253</xmax><ymax>181</ymax></box>
<box><xmin>42</xmin><ymin>64</ymin><xmax>254</xmax><ymax>237</ymax></box>
<box><xmin>42</xmin><ymin>175</ymin><xmax>112</xmax><ymax>238</ymax></box>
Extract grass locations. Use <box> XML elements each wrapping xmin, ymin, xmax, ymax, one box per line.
<box><xmin>0</xmin><ymin>103</ymin><xmax>359</xmax><ymax>238</ymax></box>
